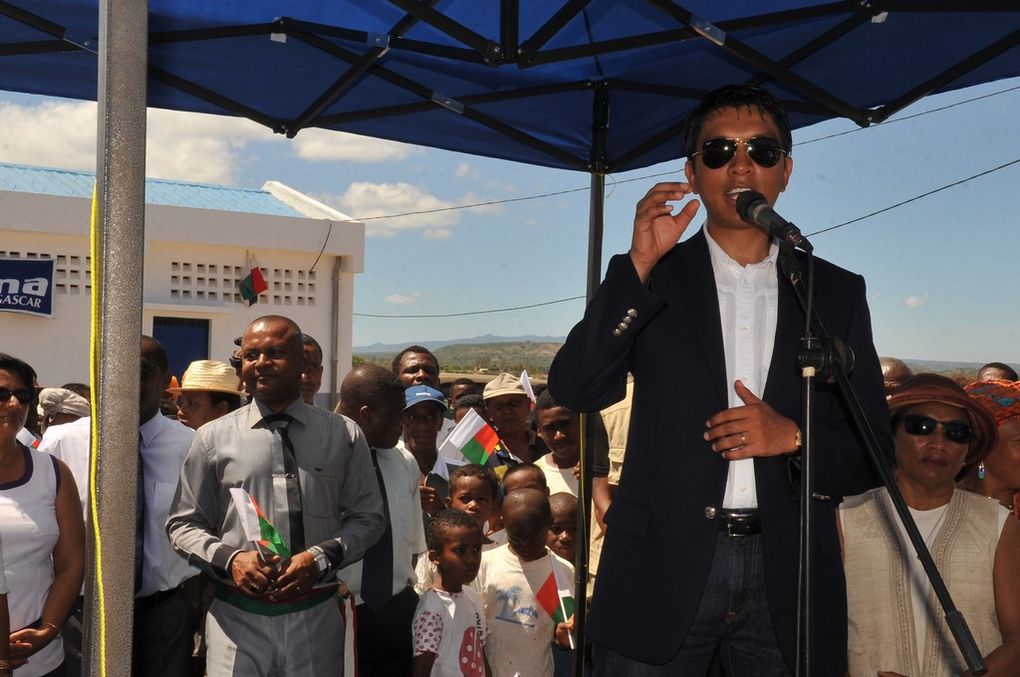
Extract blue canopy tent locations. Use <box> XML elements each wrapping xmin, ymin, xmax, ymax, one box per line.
<box><xmin>3</xmin><ymin>1</ymin><xmax>1020</xmax><ymax>674</ymax></box>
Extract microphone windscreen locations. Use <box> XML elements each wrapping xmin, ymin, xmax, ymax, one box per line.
<box><xmin>736</xmin><ymin>191</ymin><xmax>767</xmax><ymax>221</ymax></box>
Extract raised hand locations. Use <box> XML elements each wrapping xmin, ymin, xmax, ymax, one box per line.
<box><xmin>629</xmin><ymin>182</ymin><xmax>700</xmax><ymax>283</ymax></box>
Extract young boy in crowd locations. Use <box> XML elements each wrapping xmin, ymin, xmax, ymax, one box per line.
<box><xmin>501</xmin><ymin>463</ymin><xmax>549</xmax><ymax>496</ymax></box>
<box><xmin>546</xmin><ymin>493</ymin><xmax>578</xmax><ymax>564</ymax></box>
<box><xmin>412</xmin><ymin>509</ymin><xmax>489</xmax><ymax>677</ymax></box>
<box><xmin>533</xmin><ymin>391</ymin><xmax>581</xmax><ymax>495</ymax></box>
<box><xmin>475</xmin><ymin>488</ymin><xmax>574</xmax><ymax>677</ymax></box>
<box><xmin>488</xmin><ymin>464</ymin><xmax>549</xmax><ymax>545</ymax></box>
<box><xmin>415</xmin><ymin>464</ymin><xmax>503</xmax><ymax>594</ymax></box>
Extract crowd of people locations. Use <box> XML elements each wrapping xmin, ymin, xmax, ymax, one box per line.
<box><xmin>0</xmin><ymin>82</ymin><xmax>1018</xmax><ymax>677</ymax></box>
<box><xmin>3</xmin><ymin>327</ymin><xmax>1017</xmax><ymax>677</ymax></box>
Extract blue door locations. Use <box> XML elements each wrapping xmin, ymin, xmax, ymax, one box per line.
<box><xmin>152</xmin><ymin>317</ymin><xmax>209</xmax><ymax>381</ymax></box>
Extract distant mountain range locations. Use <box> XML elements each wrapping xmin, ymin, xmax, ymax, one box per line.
<box><xmin>354</xmin><ymin>335</ymin><xmax>1012</xmax><ymax>380</ymax></box>
<box><xmin>353</xmin><ymin>334</ymin><xmax>567</xmax><ymax>354</ymax></box>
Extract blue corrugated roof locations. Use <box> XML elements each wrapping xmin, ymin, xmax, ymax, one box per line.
<box><xmin>0</xmin><ymin>162</ymin><xmax>304</xmax><ymax>217</ymax></box>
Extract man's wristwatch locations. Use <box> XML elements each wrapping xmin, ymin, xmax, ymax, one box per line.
<box><xmin>308</xmin><ymin>545</ymin><xmax>330</xmax><ymax>578</ymax></box>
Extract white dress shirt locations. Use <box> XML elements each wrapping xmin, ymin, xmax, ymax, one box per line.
<box><xmin>705</xmin><ymin>229</ymin><xmax>779</xmax><ymax>509</ymax></box>
<box><xmin>337</xmin><ymin>445</ymin><xmax>426</xmax><ymax>603</ymax></box>
<box><xmin>139</xmin><ymin>413</ymin><xmax>198</xmax><ymax>595</ymax></box>
<box><xmin>39</xmin><ymin>416</ymin><xmax>91</xmax><ymax>517</ymax></box>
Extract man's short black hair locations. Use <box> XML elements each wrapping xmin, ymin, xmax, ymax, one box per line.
<box><xmin>0</xmin><ymin>353</ymin><xmax>38</xmax><ymax>405</ymax></box>
<box><xmin>338</xmin><ymin>364</ymin><xmax>405</xmax><ymax>415</ymax></box>
<box><xmin>535</xmin><ymin>388</ymin><xmax>571</xmax><ymax>414</ymax></box>
<box><xmin>140</xmin><ymin>335</ymin><xmax>169</xmax><ymax>372</ymax></box>
<box><xmin>979</xmin><ymin>362</ymin><xmax>1019</xmax><ymax>381</ymax></box>
<box><xmin>454</xmin><ymin>394</ymin><xmax>484</xmax><ymax>411</ymax></box>
<box><xmin>425</xmin><ymin>508</ymin><xmax>481</xmax><ymax>552</ymax></box>
<box><xmin>683</xmin><ymin>85</ymin><xmax>793</xmax><ymax>158</ymax></box>
<box><xmin>302</xmin><ymin>334</ymin><xmax>323</xmax><ymax>358</ymax></box>
<box><xmin>390</xmin><ymin>345</ymin><xmax>438</xmax><ymax>374</ymax></box>
<box><xmin>448</xmin><ymin>463</ymin><xmax>500</xmax><ymax>499</ymax></box>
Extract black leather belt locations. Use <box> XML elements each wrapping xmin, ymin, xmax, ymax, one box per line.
<box><xmin>717</xmin><ymin>508</ymin><xmax>761</xmax><ymax>537</ymax></box>
<box><xmin>135</xmin><ymin>585</ymin><xmax>182</xmax><ymax>611</ymax></box>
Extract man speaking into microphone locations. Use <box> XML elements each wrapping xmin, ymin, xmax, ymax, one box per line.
<box><xmin>549</xmin><ymin>85</ymin><xmax>891</xmax><ymax>675</ymax></box>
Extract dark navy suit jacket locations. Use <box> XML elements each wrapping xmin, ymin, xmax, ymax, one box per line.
<box><xmin>548</xmin><ymin>229</ymin><xmax>891</xmax><ymax>674</ymax></box>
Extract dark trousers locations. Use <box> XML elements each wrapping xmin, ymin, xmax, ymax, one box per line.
<box><xmin>593</xmin><ymin>532</ymin><xmax>790</xmax><ymax>677</ymax></box>
<box><xmin>132</xmin><ymin>587</ymin><xmax>196</xmax><ymax>677</ymax></box>
<box><xmin>355</xmin><ymin>586</ymin><xmax>419</xmax><ymax>677</ymax></box>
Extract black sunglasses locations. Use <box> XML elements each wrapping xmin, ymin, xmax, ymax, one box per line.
<box><xmin>690</xmin><ymin>136</ymin><xmax>787</xmax><ymax>170</ymax></box>
<box><xmin>900</xmin><ymin>414</ymin><xmax>973</xmax><ymax>445</ymax></box>
<box><xmin>0</xmin><ymin>388</ymin><xmax>35</xmax><ymax>404</ymax></box>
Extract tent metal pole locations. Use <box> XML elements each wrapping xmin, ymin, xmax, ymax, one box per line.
<box><xmin>84</xmin><ymin>1</ymin><xmax>148</xmax><ymax>675</ymax></box>
<box><xmin>574</xmin><ymin>80</ymin><xmax>608</xmax><ymax>677</ymax></box>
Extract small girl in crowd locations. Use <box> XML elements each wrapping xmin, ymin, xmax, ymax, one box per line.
<box><xmin>412</xmin><ymin>509</ymin><xmax>489</xmax><ymax>677</ymax></box>
<box><xmin>415</xmin><ymin>465</ymin><xmax>502</xmax><ymax>595</ymax></box>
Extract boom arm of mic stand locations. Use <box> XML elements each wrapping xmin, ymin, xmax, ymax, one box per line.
<box><xmin>780</xmin><ymin>255</ymin><xmax>987</xmax><ymax>676</ymax></box>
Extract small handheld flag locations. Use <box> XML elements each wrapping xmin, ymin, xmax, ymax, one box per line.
<box><xmin>229</xmin><ymin>487</ymin><xmax>291</xmax><ymax>559</ymax></box>
<box><xmin>439</xmin><ymin>408</ymin><xmax>500</xmax><ymax>465</ymax></box>
<box><xmin>520</xmin><ymin>370</ymin><xmax>536</xmax><ymax>403</ymax></box>
<box><xmin>535</xmin><ymin>553</ymin><xmax>575</xmax><ymax>648</ymax></box>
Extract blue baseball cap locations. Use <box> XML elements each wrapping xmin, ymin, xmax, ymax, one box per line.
<box><xmin>404</xmin><ymin>385</ymin><xmax>447</xmax><ymax>410</ymax></box>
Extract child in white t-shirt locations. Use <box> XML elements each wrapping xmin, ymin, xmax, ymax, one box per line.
<box><xmin>475</xmin><ymin>488</ymin><xmax>574</xmax><ymax>677</ymax></box>
<box><xmin>412</xmin><ymin>509</ymin><xmax>489</xmax><ymax>677</ymax></box>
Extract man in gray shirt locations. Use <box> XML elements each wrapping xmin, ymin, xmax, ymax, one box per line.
<box><xmin>167</xmin><ymin>315</ymin><xmax>384</xmax><ymax>676</ymax></box>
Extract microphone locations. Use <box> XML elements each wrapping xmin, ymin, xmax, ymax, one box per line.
<box><xmin>736</xmin><ymin>191</ymin><xmax>813</xmax><ymax>252</ymax></box>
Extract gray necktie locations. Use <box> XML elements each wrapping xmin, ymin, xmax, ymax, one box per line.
<box><xmin>260</xmin><ymin>413</ymin><xmax>305</xmax><ymax>553</ymax></box>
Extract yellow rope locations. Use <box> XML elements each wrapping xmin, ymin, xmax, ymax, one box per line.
<box><xmin>88</xmin><ymin>182</ymin><xmax>107</xmax><ymax>676</ymax></box>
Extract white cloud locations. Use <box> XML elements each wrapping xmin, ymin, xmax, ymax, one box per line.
<box><xmin>0</xmin><ymin>100</ymin><xmax>274</xmax><ymax>184</ymax></box>
<box><xmin>903</xmin><ymin>292</ymin><xmax>928</xmax><ymax>308</ymax></box>
<box><xmin>146</xmin><ymin>108</ymin><xmax>272</xmax><ymax>183</ymax></box>
<box><xmin>0</xmin><ymin>100</ymin><xmax>96</xmax><ymax>169</ymax></box>
<box><xmin>455</xmin><ymin>163</ymin><xmax>478</xmax><ymax>179</ymax></box>
<box><xmin>329</xmin><ymin>181</ymin><xmax>459</xmax><ymax>238</ymax></box>
<box><xmin>384</xmin><ymin>292</ymin><xmax>422</xmax><ymax>305</ymax></box>
<box><xmin>291</xmin><ymin>128</ymin><xmax>420</xmax><ymax>163</ymax></box>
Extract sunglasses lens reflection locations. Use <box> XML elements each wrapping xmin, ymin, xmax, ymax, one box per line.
<box><xmin>902</xmin><ymin>414</ymin><xmax>973</xmax><ymax>444</ymax></box>
<box><xmin>696</xmin><ymin>137</ymin><xmax>785</xmax><ymax>169</ymax></box>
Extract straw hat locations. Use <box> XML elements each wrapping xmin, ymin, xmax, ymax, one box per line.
<box><xmin>168</xmin><ymin>360</ymin><xmax>244</xmax><ymax>395</ymax></box>
<box><xmin>888</xmin><ymin>373</ymin><xmax>997</xmax><ymax>465</ymax></box>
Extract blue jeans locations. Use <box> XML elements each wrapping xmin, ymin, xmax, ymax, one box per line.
<box><xmin>593</xmin><ymin>532</ymin><xmax>791</xmax><ymax>676</ymax></box>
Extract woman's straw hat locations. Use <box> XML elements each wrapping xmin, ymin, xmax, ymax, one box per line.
<box><xmin>168</xmin><ymin>360</ymin><xmax>244</xmax><ymax>396</ymax></box>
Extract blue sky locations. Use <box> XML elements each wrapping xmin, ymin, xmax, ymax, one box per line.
<box><xmin>2</xmin><ymin>78</ymin><xmax>1018</xmax><ymax>363</ymax></box>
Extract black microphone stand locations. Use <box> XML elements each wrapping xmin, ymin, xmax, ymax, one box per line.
<box><xmin>777</xmin><ymin>244</ymin><xmax>987</xmax><ymax>677</ymax></box>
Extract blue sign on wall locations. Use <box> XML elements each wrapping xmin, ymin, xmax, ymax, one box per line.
<box><xmin>0</xmin><ymin>258</ymin><xmax>55</xmax><ymax>318</ymax></box>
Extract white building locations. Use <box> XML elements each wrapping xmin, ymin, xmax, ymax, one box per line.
<box><xmin>0</xmin><ymin>162</ymin><xmax>364</xmax><ymax>407</ymax></box>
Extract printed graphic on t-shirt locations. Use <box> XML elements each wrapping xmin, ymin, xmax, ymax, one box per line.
<box><xmin>458</xmin><ymin>625</ymin><xmax>484</xmax><ymax>676</ymax></box>
<box><xmin>493</xmin><ymin>585</ymin><xmax>538</xmax><ymax>628</ymax></box>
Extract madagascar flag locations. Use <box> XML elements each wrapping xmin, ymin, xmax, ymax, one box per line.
<box><xmin>229</xmin><ymin>487</ymin><xmax>292</xmax><ymax>559</ymax></box>
<box><xmin>239</xmin><ymin>252</ymin><xmax>268</xmax><ymax>306</ymax></box>
<box><xmin>439</xmin><ymin>408</ymin><xmax>500</xmax><ymax>465</ymax></box>
<box><xmin>535</xmin><ymin>554</ymin><xmax>575</xmax><ymax>625</ymax></box>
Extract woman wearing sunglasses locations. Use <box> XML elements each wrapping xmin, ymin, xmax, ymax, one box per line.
<box><xmin>840</xmin><ymin>373</ymin><xmax>1020</xmax><ymax>676</ymax></box>
<box><xmin>962</xmin><ymin>379</ymin><xmax>1020</xmax><ymax>519</ymax></box>
<box><xmin>0</xmin><ymin>354</ymin><xmax>84</xmax><ymax>675</ymax></box>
